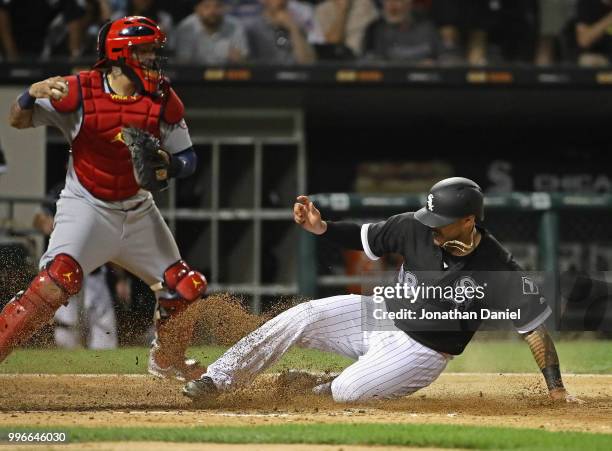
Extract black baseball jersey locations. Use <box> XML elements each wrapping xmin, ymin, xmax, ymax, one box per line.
<box><xmin>363</xmin><ymin>212</ymin><xmax>551</xmax><ymax>355</ymax></box>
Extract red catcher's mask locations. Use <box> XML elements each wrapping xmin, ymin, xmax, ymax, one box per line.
<box><xmin>95</xmin><ymin>16</ymin><xmax>167</xmax><ymax>96</ymax></box>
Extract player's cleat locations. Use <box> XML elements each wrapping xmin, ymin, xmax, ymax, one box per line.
<box><xmin>147</xmin><ymin>343</ymin><xmax>206</xmax><ymax>381</ymax></box>
<box><xmin>312</xmin><ymin>381</ymin><xmax>333</xmax><ymax>395</ymax></box>
<box><xmin>182</xmin><ymin>375</ymin><xmax>218</xmax><ymax>400</ymax></box>
<box><xmin>147</xmin><ymin>357</ymin><xmax>207</xmax><ymax>382</ymax></box>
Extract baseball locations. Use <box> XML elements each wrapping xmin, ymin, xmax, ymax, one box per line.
<box><xmin>51</xmin><ymin>80</ymin><xmax>69</xmax><ymax>100</ymax></box>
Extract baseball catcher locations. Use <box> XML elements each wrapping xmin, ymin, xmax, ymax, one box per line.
<box><xmin>184</xmin><ymin>177</ymin><xmax>583</xmax><ymax>404</ymax></box>
<box><xmin>3</xmin><ymin>16</ymin><xmax>207</xmax><ymax>381</ymax></box>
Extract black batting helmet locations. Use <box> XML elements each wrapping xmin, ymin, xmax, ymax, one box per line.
<box><xmin>414</xmin><ymin>177</ymin><xmax>484</xmax><ymax>228</ymax></box>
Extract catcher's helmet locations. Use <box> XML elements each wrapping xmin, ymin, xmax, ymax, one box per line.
<box><xmin>95</xmin><ymin>16</ymin><xmax>167</xmax><ymax>96</ymax></box>
<box><xmin>415</xmin><ymin>177</ymin><xmax>484</xmax><ymax>228</ymax></box>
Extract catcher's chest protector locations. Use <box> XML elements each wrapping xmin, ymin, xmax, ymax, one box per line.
<box><xmin>70</xmin><ymin>70</ymin><xmax>163</xmax><ymax>201</ymax></box>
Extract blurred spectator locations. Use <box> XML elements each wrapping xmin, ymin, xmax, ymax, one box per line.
<box><xmin>314</xmin><ymin>0</ymin><xmax>379</xmax><ymax>57</ymax></box>
<box><xmin>109</xmin><ymin>0</ymin><xmax>127</xmax><ymax>11</ymax></box>
<box><xmin>576</xmin><ymin>0</ymin><xmax>612</xmax><ymax>66</ymax></box>
<box><xmin>536</xmin><ymin>0</ymin><xmax>576</xmax><ymax>65</ymax></box>
<box><xmin>226</xmin><ymin>0</ymin><xmax>262</xmax><ymax>18</ymax></box>
<box><xmin>44</xmin><ymin>0</ymin><xmax>112</xmax><ymax>59</ymax></box>
<box><xmin>165</xmin><ymin>1</ymin><xmax>198</xmax><ymax>24</ymax></box>
<box><xmin>489</xmin><ymin>0</ymin><xmax>540</xmax><ymax>65</ymax></box>
<box><xmin>287</xmin><ymin>0</ymin><xmax>325</xmax><ymax>45</ymax></box>
<box><xmin>109</xmin><ymin>0</ymin><xmax>191</xmax><ymax>22</ymax></box>
<box><xmin>245</xmin><ymin>0</ymin><xmax>316</xmax><ymax>64</ymax></box>
<box><xmin>0</xmin><ymin>0</ymin><xmax>86</xmax><ymax>61</ymax></box>
<box><xmin>112</xmin><ymin>0</ymin><xmax>174</xmax><ymax>39</ymax></box>
<box><xmin>362</xmin><ymin>0</ymin><xmax>443</xmax><ymax>64</ymax></box>
<box><xmin>432</xmin><ymin>0</ymin><xmax>538</xmax><ymax>65</ymax></box>
<box><xmin>432</xmin><ymin>0</ymin><xmax>480</xmax><ymax>64</ymax></box>
<box><xmin>174</xmin><ymin>0</ymin><xmax>248</xmax><ymax>64</ymax></box>
<box><xmin>84</xmin><ymin>1</ymin><xmax>113</xmax><ymax>54</ymax></box>
<box><xmin>230</xmin><ymin>1</ymin><xmax>325</xmax><ymax>44</ymax></box>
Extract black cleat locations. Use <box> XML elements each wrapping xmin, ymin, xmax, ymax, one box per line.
<box><xmin>183</xmin><ymin>375</ymin><xmax>219</xmax><ymax>401</ymax></box>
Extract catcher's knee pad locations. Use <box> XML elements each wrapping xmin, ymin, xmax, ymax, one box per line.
<box><xmin>158</xmin><ymin>260</ymin><xmax>207</xmax><ymax>317</ymax></box>
<box><xmin>20</xmin><ymin>253</ymin><xmax>83</xmax><ymax>310</ymax></box>
<box><xmin>45</xmin><ymin>254</ymin><xmax>83</xmax><ymax>298</ymax></box>
<box><xmin>0</xmin><ymin>254</ymin><xmax>82</xmax><ymax>362</ymax></box>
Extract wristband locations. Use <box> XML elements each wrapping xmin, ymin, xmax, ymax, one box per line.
<box><xmin>17</xmin><ymin>88</ymin><xmax>36</xmax><ymax>110</ymax></box>
<box><xmin>168</xmin><ymin>147</ymin><xmax>197</xmax><ymax>179</ymax></box>
<box><xmin>168</xmin><ymin>153</ymin><xmax>183</xmax><ymax>178</ymax></box>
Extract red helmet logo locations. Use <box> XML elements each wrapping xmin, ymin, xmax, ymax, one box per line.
<box><xmin>96</xmin><ymin>16</ymin><xmax>167</xmax><ymax>95</ymax></box>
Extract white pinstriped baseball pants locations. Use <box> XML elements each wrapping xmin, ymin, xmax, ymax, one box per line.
<box><xmin>206</xmin><ymin>295</ymin><xmax>450</xmax><ymax>402</ymax></box>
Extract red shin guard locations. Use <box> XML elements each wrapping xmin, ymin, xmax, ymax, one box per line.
<box><xmin>0</xmin><ymin>254</ymin><xmax>82</xmax><ymax>362</ymax></box>
<box><xmin>152</xmin><ymin>260</ymin><xmax>207</xmax><ymax>367</ymax></box>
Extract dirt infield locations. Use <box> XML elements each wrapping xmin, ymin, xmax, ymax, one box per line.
<box><xmin>1</xmin><ymin>373</ymin><xmax>610</xmax><ymax>434</ymax></box>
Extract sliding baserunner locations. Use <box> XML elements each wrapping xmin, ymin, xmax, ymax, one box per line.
<box><xmin>184</xmin><ymin>177</ymin><xmax>582</xmax><ymax>404</ymax></box>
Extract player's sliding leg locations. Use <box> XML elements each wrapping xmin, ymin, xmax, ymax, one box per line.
<box><xmin>183</xmin><ymin>294</ymin><xmax>365</xmax><ymax>399</ymax></box>
<box><xmin>328</xmin><ymin>330</ymin><xmax>449</xmax><ymax>402</ymax></box>
<box><xmin>0</xmin><ymin>254</ymin><xmax>83</xmax><ymax>362</ymax></box>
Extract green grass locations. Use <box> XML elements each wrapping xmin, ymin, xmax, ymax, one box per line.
<box><xmin>1</xmin><ymin>339</ymin><xmax>610</xmax><ymax>374</ymax></box>
<box><xmin>0</xmin><ymin>345</ymin><xmax>353</xmax><ymax>374</ymax></box>
<box><xmin>1</xmin><ymin>424</ymin><xmax>611</xmax><ymax>450</ymax></box>
<box><xmin>446</xmin><ymin>340</ymin><xmax>612</xmax><ymax>374</ymax></box>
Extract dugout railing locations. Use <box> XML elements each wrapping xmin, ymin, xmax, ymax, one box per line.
<box><xmin>298</xmin><ymin>192</ymin><xmax>612</xmax><ymax>299</ymax></box>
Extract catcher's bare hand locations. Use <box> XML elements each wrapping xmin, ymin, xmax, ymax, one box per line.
<box><xmin>294</xmin><ymin>195</ymin><xmax>327</xmax><ymax>235</ymax></box>
<box><xmin>29</xmin><ymin>77</ymin><xmax>69</xmax><ymax>101</ymax></box>
<box><xmin>549</xmin><ymin>388</ymin><xmax>585</xmax><ymax>404</ymax></box>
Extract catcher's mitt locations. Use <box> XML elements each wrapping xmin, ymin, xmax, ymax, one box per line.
<box><xmin>122</xmin><ymin>126</ymin><xmax>169</xmax><ymax>193</ymax></box>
